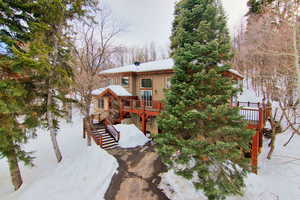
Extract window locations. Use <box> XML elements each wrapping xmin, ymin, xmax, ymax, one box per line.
<box><xmin>166</xmin><ymin>78</ymin><xmax>171</xmax><ymax>89</ymax></box>
<box><xmin>141</xmin><ymin>90</ymin><xmax>152</xmax><ymax>106</ymax></box>
<box><xmin>122</xmin><ymin>77</ymin><xmax>129</xmax><ymax>87</ymax></box>
<box><xmin>141</xmin><ymin>79</ymin><xmax>152</xmax><ymax>88</ymax></box>
<box><xmin>98</xmin><ymin>98</ymin><xmax>104</xmax><ymax>109</ymax></box>
<box><xmin>107</xmin><ymin>79</ymin><xmax>112</xmax><ymax>86</ymax></box>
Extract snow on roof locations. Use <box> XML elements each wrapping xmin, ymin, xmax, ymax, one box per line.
<box><xmin>92</xmin><ymin>85</ymin><xmax>132</xmax><ymax>96</ymax></box>
<box><xmin>228</xmin><ymin>69</ymin><xmax>243</xmax><ymax>78</ymax></box>
<box><xmin>101</xmin><ymin>58</ymin><xmax>244</xmax><ymax>78</ymax></box>
<box><xmin>100</xmin><ymin>58</ymin><xmax>174</xmax><ymax>74</ymax></box>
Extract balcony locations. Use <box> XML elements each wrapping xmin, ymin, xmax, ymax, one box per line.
<box><xmin>121</xmin><ymin>99</ymin><xmax>164</xmax><ymax>115</ymax></box>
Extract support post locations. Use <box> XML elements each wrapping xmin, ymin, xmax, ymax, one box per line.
<box><xmin>119</xmin><ymin>99</ymin><xmax>124</xmax><ymax>122</ymax></box>
<box><xmin>259</xmin><ymin>130</ymin><xmax>263</xmax><ymax>152</ymax></box>
<box><xmin>251</xmin><ymin>130</ymin><xmax>259</xmax><ymax>174</ymax></box>
<box><xmin>141</xmin><ymin>114</ymin><xmax>147</xmax><ymax>135</ymax></box>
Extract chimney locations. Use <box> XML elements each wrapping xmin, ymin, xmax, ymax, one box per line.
<box><xmin>134</xmin><ymin>61</ymin><xmax>140</xmax><ymax>66</ymax></box>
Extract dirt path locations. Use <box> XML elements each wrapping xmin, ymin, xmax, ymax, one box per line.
<box><xmin>104</xmin><ymin>144</ymin><xmax>170</xmax><ymax>200</ymax></box>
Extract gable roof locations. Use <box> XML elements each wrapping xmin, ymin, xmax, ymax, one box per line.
<box><xmin>100</xmin><ymin>58</ymin><xmax>243</xmax><ymax>78</ymax></box>
<box><xmin>92</xmin><ymin>85</ymin><xmax>132</xmax><ymax>97</ymax></box>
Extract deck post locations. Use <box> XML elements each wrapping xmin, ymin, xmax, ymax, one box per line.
<box><xmin>259</xmin><ymin>130</ymin><xmax>263</xmax><ymax>152</ymax></box>
<box><xmin>251</xmin><ymin>130</ymin><xmax>259</xmax><ymax>174</ymax></box>
<box><xmin>258</xmin><ymin>108</ymin><xmax>264</xmax><ymax>129</ymax></box>
<box><xmin>141</xmin><ymin>114</ymin><xmax>147</xmax><ymax>135</ymax></box>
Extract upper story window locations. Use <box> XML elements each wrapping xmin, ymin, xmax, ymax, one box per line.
<box><xmin>98</xmin><ymin>98</ymin><xmax>104</xmax><ymax>109</ymax></box>
<box><xmin>141</xmin><ymin>79</ymin><xmax>152</xmax><ymax>88</ymax></box>
<box><xmin>121</xmin><ymin>77</ymin><xmax>129</xmax><ymax>87</ymax></box>
<box><xmin>166</xmin><ymin>78</ymin><xmax>171</xmax><ymax>89</ymax></box>
<box><xmin>107</xmin><ymin>78</ymin><xmax>112</xmax><ymax>86</ymax></box>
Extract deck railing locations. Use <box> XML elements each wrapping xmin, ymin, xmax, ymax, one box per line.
<box><xmin>239</xmin><ymin>107</ymin><xmax>260</xmax><ymax>125</ymax></box>
<box><xmin>122</xmin><ymin>99</ymin><xmax>164</xmax><ymax>112</ymax></box>
<box><xmin>234</xmin><ymin>101</ymin><xmax>272</xmax><ymax>128</ymax></box>
<box><xmin>232</xmin><ymin>101</ymin><xmax>262</xmax><ymax>108</ymax></box>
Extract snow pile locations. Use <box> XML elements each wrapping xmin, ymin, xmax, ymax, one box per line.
<box><xmin>92</xmin><ymin>85</ymin><xmax>132</xmax><ymax>96</ymax></box>
<box><xmin>159</xmin><ymin>169</ymin><xmax>207</xmax><ymax>200</ymax></box>
<box><xmin>159</xmin><ymin>133</ymin><xmax>300</xmax><ymax>200</ymax></box>
<box><xmin>0</xmin><ymin>109</ymin><xmax>118</xmax><ymax>200</ymax></box>
<box><xmin>113</xmin><ymin>124</ymin><xmax>150</xmax><ymax>148</ymax></box>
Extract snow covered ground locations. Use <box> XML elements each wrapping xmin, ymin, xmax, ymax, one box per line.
<box><xmin>0</xmin><ymin>109</ymin><xmax>118</xmax><ymax>200</ymax></box>
<box><xmin>113</xmin><ymin>124</ymin><xmax>150</xmax><ymax>148</ymax></box>
<box><xmin>159</xmin><ymin>128</ymin><xmax>300</xmax><ymax>200</ymax></box>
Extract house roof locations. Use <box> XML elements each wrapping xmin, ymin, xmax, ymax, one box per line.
<box><xmin>100</xmin><ymin>58</ymin><xmax>243</xmax><ymax>78</ymax></box>
<box><xmin>100</xmin><ymin>58</ymin><xmax>174</xmax><ymax>74</ymax></box>
<box><xmin>92</xmin><ymin>85</ymin><xmax>132</xmax><ymax>97</ymax></box>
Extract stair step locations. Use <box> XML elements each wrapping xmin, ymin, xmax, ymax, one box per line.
<box><xmin>102</xmin><ymin>143</ymin><xmax>118</xmax><ymax>149</ymax></box>
<box><xmin>92</xmin><ymin>129</ymin><xmax>106</xmax><ymax>132</ymax></box>
<box><xmin>103</xmin><ymin>145</ymin><xmax>118</xmax><ymax>150</ymax></box>
<box><xmin>103</xmin><ymin>139</ymin><xmax>116</xmax><ymax>144</ymax></box>
<box><xmin>102</xmin><ymin>140</ymin><xmax>117</xmax><ymax>145</ymax></box>
<box><xmin>102</xmin><ymin>134</ymin><xmax>113</xmax><ymax>138</ymax></box>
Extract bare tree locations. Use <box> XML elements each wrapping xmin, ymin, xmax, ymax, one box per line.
<box><xmin>114</xmin><ymin>43</ymin><xmax>170</xmax><ymax>66</ymax></box>
<box><xmin>72</xmin><ymin>6</ymin><xmax>124</xmax><ymax>146</ymax></box>
<box><xmin>232</xmin><ymin>1</ymin><xmax>300</xmax><ymax>158</ymax></box>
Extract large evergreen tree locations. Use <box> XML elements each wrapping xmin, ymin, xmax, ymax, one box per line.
<box><xmin>155</xmin><ymin>1</ymin><xmax>253</xmax><ymax>199</ymax></box>
<box><xmin>0</xmin><ymin>0</ymin><xmax>96</xmax><ymax>190</ymax></box>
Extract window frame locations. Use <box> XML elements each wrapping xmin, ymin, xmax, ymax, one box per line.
<box><xmin>121</xmin><ymin>76</ymin><xmax>129</xmax><ymax>87</ymax></box>
<box><xmin>140</xmin><ymin>78</ymin><xmax>152</xmax><ymax>89</ymax></box>
<box><xmin>98</xmin><ymin>98</ymin><xmax>104</xmax><ymax>109</ymax></box>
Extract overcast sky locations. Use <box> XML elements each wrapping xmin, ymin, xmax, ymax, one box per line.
<box><xmin>104</xmin><ymin>0</ymin><xmax>248</xmax><ymax>47</ymax></box>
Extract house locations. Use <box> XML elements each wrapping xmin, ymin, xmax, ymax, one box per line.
<box><xmin>91</xmin><ymin>58</ymin><xmax>243</xmax><ymax>134</ymax></box>
<box><xmin>89</xmin><ymin>58</ymin><xmax>271</xmax><ymax>173</ymax></box>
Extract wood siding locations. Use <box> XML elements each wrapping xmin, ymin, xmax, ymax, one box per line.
<box><xmin>136</xmin><ymin>73</ymin><xmax>173</xmax><ymax>100</ymax></box>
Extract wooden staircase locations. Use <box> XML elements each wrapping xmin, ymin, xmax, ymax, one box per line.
<box><xmin>83</xmin><ymin>119</ymin><xmax>119</xmax><ymax>150</ymax></box>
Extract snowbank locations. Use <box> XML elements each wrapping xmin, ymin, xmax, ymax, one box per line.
<box><xmin>0</xmin><ymin>109</ymin><xmax>118</xmax><ymax>200</ymax></box>
<box><xmin>159</xmin><ymin>133</ymin><xmax>300</xmax><ymax>200</ymax></box>
<box><xmin>113</xmin><ymin>124</ymin><xmax>150</xmax><ymax>148</ymax></box>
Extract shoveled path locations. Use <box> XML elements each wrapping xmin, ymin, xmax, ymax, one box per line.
<box><xmin>104</xmin><ymin>144</ymin><xmax>170</xmax><ymax>200</ymax></box>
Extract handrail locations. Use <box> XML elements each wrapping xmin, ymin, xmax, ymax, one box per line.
<box><xmin>83</xmin><ymin>117</ymin><xmax>100</xmax><ymax>145</ymax></box>
<box><xmin>106</xmin><ymin>125</ymin><xmax>120</xmax><ymax>142</ymax></box>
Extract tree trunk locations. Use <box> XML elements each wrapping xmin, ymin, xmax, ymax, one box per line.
<box><xmin>47</xmin><ymin>89</ymin><xmax>63</xmax><ymax>162</ymax></box>
<box><xmin>86</xmin><ymin>117</ymin><xmax>92</xmax><ymax>146</ymax></box>
<box><xmin>292</xmin><ymin>22</ymin><xmax>300</xmax><ymax>95</ymax></box>
<box><xmin>267</xmin><ymin>120</ymin><xmax>277</xmax><ymax>159</ymax></box>
<box><xmin>7</xmin><ymin>146</ymin><xmax>23</xmax><ymax>190</ymax></box>
<box><xmin>66</xmin><ymin>103</ymin><xmax>72</xmax><ymax>123</ymax></box>
<box><xmin>85</xmin><ymin>98</ymin><xmax>92</xmax><ymax>146</ymax></box>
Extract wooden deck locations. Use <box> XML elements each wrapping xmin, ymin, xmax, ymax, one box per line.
<box><xmin>119</xmin><ymin>99</ymin><xmax>272</xmax><ymax>173</ymax></box>
<box><xmin>87</xmin><ymin>99</ymin><xmax>271</xmax><ymax>173</ymax></box>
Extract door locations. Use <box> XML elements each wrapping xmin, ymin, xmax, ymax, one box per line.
<box><xmin>141</xmin><ymin>90</ymin><xmax>152</xmax><ymax>106</ymax></box>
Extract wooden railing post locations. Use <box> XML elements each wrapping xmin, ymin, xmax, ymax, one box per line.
<box><xmin>251</xmin><ymin>130</ymin><xmax>259</xmax><ymax>174</ymax></box>
<box><xmin>258</xmin><ymin>108</ymin><xmax>264</xmax><ymax>129</ymax></box>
